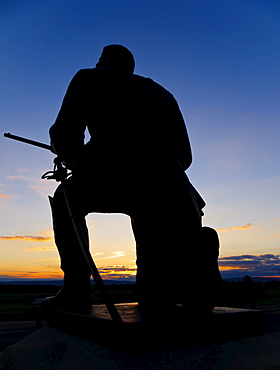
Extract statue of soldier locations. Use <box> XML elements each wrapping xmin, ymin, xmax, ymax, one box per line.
<box><xmin>42</xmin><ymin>45</ymin><xmax>220</xmax><ymax>316</ymax></box>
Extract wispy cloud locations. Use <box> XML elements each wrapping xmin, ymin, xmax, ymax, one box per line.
<box><xmin>28</xmin><ymin>246</ymin><xmax>55</xmax><ymax>250</ymax></box>
<box><xmin>0</xmin><ymin>275</ymin><xmax>19</xmax><ymax>279</ymax></box>
<box><xmin>1</xmin><ymin>266</ymin><xmax>133</xmax><ymax>281</ymax></box>
<box><xmin>99</xmin><ymin>265</ymin><xmax>136</xmax><ymax>279</ymax></box>
<box><xmin>0</xmin><ymin>270</ymin><xmax>63</xmax><ymax>280</ymax></box>
<box><xmin>0</xmin><ymin>235</ymin><xmax>53</xmax><ymax>242</ymax></box>
<box><xmin>5</xmin><ymin>172</ymin><xmax>56</xmax><ymax>198</ymax></box>
<box><xmin>92</xmin><ymin>252</ymin><xmax>104</xmax><ymax>258</ymax></box>
<box><xmin>102</xmin><ymin>251</ymin><xmax>127</xmax><ymax>259</ymax></box>
<box><xmin>6</xmin><ymin>175</ymin><xmax>33</xmax><ymax>181</ymax></box>
<box><xmin>219</xmin><ymin>254</ymin><xmax>280</xmax><ymax>278</ymax></box>
<box><xmin>0</xmin><ymin>193</ymin><xmax>18</xmax><ymax>199</ymax></box>
<box><xmin>217</xmin><ymin>223</ymin><xmax>259</xmax><ymax>232</ymax></box>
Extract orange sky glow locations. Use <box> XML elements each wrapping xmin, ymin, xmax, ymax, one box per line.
<box><xmin>1</xmin><ymin>222</ymin><xmax>280</xmax><ymax>280</ymax></box>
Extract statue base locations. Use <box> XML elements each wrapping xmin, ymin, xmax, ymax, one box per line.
<box><xmin>42</xmin><ymin>303</ymin><xmax>264</xmax><ymax>353</ymax></box>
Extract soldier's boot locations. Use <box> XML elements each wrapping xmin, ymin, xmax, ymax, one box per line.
<box><xmin>41</xmin><ymin>272</ymin><xmax>93</xmax><ymax>314</ymax></box>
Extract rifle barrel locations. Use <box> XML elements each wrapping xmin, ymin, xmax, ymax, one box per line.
<box><xmin>4</xmin><ymin>133</ymin><xmax>52</xmax><ymax>151</ymax></box>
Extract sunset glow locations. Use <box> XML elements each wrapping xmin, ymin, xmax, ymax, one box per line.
<box><xmin>0</xmin><ymin>236</ymin><xmax>53</xmax><ymax>242</ymax></box>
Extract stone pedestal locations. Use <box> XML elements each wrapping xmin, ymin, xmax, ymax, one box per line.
<box><xmin>46</xmin><ymin>303</ymin><xmax>264</xmax><ymax>352</ymax></box>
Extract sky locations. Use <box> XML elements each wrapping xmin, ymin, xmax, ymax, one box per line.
<box><xmin>0</xmin><ymin>0</ymin><xmax>280</xmax><ymax>281</ymax></box>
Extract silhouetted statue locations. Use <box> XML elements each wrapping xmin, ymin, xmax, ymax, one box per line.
<box><xmin>41</xmin><ymin>45</ymin><xmax>221</xmax><ymax>316</ymax></box>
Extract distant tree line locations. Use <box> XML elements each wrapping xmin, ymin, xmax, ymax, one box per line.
<box><xmin>216</xmin><ymin>276</ymin><xmax>280</xmax><ymax>308</ymax></box>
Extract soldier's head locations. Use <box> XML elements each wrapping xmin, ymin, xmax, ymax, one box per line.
<box><xmin>96</xmin><ymin>44</ymin><xmax>135</xmax><ymax>74</ymax></box>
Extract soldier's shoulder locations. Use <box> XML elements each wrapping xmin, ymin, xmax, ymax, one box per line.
<box><xmin>74</xmin><ymin>68</ymin><xmax>97</xmax><ymax>77</ymax></box>
<box><xmin>132</xmin><ymin>74</ymin><xmax>172</xmax><ymax>96</ymax></box>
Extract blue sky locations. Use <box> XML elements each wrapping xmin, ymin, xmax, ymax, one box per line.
<box><xmin>1</xmin><ymin>0</ymin><xmax>280</xmax><ymax>280</ymax></box>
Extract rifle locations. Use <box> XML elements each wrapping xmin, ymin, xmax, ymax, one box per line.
<box><xmin>3</xmin><ymin>132</ymin><xmax>123</xmax><ymax>323</ymax></box>
<box><xmin>4</xmin><ymin>132</ymin><xmax>53</xmax><ymax>152</ymax></box>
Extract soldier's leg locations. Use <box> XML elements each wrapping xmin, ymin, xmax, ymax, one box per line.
<box><xmin>131</xmin><ymin>212</ymin><xmax>185</xmax><ymax>315</ymax></box>
<box><xmin>41</xmin><ymin>178</ymin><xmax>92</xmax><ymax>313</ymax></box>
<box><xmin>131</xmin><ymin>214</ymin><xmax>163</xmax><ymax>310</ymax></box>
<box><xmin>184</xmin><ymin>226</ymin><xmax>222</xmax><ymax>313</ymax></box>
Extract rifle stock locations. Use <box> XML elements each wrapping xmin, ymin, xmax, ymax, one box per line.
<box><xmin>4</xmin><ymin>133</ymin><xmax>52</xmax><ymax>152</ymax></box>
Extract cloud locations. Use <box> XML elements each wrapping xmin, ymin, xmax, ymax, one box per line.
<box><xmin>102</xmin><ymin>251</ymin><xmax>127</xmax><ymax>259</ymax></box>
<box><xmin>0</xmin><ymin>193</ymin><xmax>19</xmax><ymax>199</ymax></box>
<box><xmin>43</xmin><ymin>265</ymin><xmax>61</xmax><ymax>269</ymax></box>
<box><xmin>92</xmin><ymin>252</ymin><xmax>104</xmax><ymax>257</ymax></box>
<box><xmin>6</xmin><ymin>175</ymin><xmax>32</xmax><ymax>181</ymax></box>
<box><xmin>28</xmin><ymin>246</ymin><xmax>55</xmax><ymax>250</ymax></box>
<box><xmin>0</xmin><ymin>235</ymin><xmax>53</xmax><ymax>242</ymax></box>
<box><xmin>5</xmin><ymin>270</ymin><xmax>62</xmax><ymax>279</ymax></box>
<box><xmin>5</xmin><ymin>173</ymin><xmax>56</xmax><ymax>198</ymax></box>
<box><xmin>217</xmin><ymin>223</ymin><xmax>259</xmax><ymax>232</ymax></box>
<box><xmin>0</xmin><ymin>275</ymin><xmax>18</xmax><ymax>279</ymax></box>
<box><xmin>98</xmin><ymin>265</ymin><xmax>137</xmax><ymax>279</ymax></box>
<box><xmin>218</xmin><ymin>254</ymin><xmax>280</xmax><ymax>278</ymax></box>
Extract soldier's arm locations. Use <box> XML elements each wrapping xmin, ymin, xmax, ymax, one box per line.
<box><xmin>49</xmin><ymin>70</ymin><xmax>88</xmax><ymax>165</ymax></box>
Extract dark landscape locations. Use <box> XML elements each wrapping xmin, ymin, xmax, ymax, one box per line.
<box><xmin>1</xmin><ymin>276</ymin><xmax>280</xmax><ymax>321</ymax></box>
